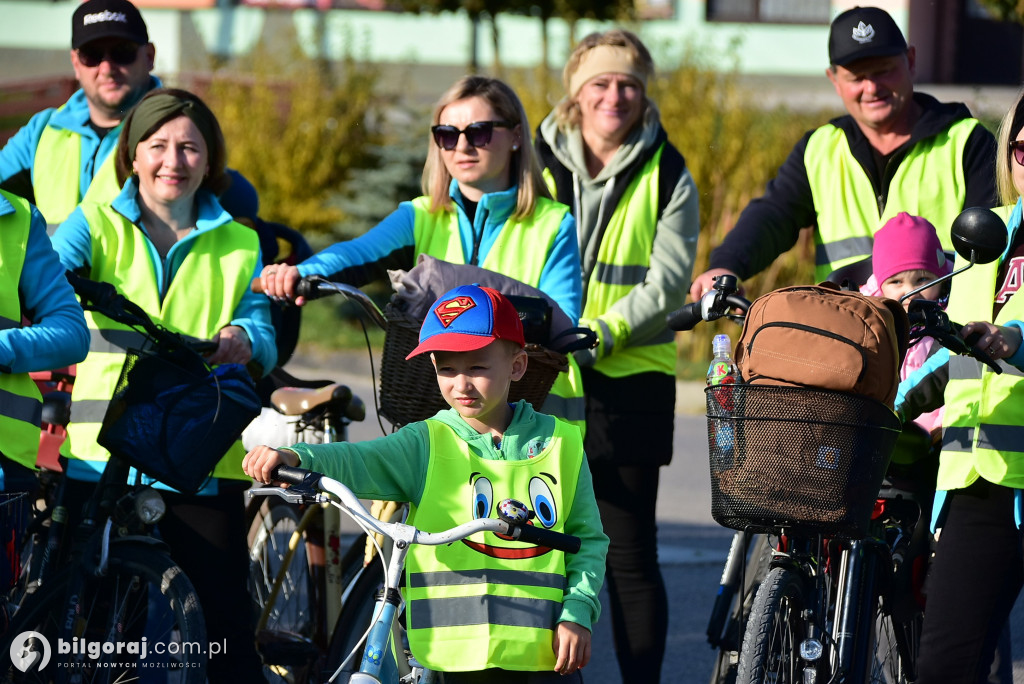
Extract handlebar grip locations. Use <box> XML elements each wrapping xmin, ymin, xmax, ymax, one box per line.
<box><xmin>666</xmin><ymin>302</ymin><xmax>703</xmax><ymax>332</ymax></box>
<box><xmin>271</xmin><ymin>464</ymin><xmax>315</xmax><ymax>487</ymax></box>
<box><xmin>513</xmin><ymin>525</ymin><xmax>582</xmax><ymax>554</ymax></box>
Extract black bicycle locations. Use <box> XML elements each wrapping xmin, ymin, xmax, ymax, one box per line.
<box><xmin>671</xmin><ymin>207</ymin><xmax>1008</xmax><ymax>684</ymax></box>
<box><xmin>2</xmin><ymin>272</ymin><xmax>261</xmax><ymax>682</ymax></box>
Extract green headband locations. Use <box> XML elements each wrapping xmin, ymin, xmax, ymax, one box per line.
<box><xmin>126</xmin><ymin>93</ymin><xmax>217</xmax><ymax>161</ymax></box>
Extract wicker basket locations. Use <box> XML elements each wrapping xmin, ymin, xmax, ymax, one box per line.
<box><xmin>378</xmin><ymin>305</ymin><xmax>568</xmax><ymax>427</ymax></box>
<box><xmin>705</xmin><ymin>384</ymin><xmax>901</xmax><ymax>538</ymax></box>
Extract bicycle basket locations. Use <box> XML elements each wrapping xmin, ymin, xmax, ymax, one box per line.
<box><xmin>378</xmin><ymin>304</ymin><xmax>567</xmax><ymax>427</ymax></box>
<box><xmin>705</xmin><ymin>384</ymin><xmax>901</xmax><ymax>538</ymax></box>
<box><xmin>98</xmin><ymin>348</ymin><xmax>261</xmax><ymax>494</ymax></box>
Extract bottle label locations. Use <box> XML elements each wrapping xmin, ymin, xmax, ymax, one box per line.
<box><xmin>708</xmin><ymin>362</ymin><xmax>737</xmax><ymax>386</ymax></box>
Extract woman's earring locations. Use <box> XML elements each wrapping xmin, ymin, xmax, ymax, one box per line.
<box><xmin>512</xmin><ymin>145</ymin><xmax>519</xmax><ymax>151</ymax></box>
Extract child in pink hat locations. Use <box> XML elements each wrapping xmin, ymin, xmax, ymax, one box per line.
<box><xmin>861</xmin><ymin>212</ymin><xmax>952</xmax><ymax>437</ymax></box>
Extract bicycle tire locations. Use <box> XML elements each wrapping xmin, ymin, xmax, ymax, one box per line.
<box><xmin>868</xmin><ymin>594</ymin><xmax>921</xmax><ymax>684</ymax></box>
<box><xmin>323</xmin><ymin>565</ymin><xmax>383</xmax><ymax>678</ymax></box>
<box><xmin>1</xmin><ymin>543</ymin><xmax>207</xmax><ymax>683</ymax></box>
<box><xmin>709</xmin><ymin>534</ymin><xmax>774</xmax><ymax>684</ymax></box>
<box><xmin>736</xmin><ymin>566</ymin><xmax>810</xmax><ymax>684</ymax></box>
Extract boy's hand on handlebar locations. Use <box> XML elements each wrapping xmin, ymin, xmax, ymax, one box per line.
<box><xmin>260</xmin><ymin>264</ymin><xmax>305</xmax><ymax>306</ymax></box>
<box><xmin>960</xmin><ymin>322</ymin><xmax>1022</xmax><ymax>361</ymax></box>
<box><xmin>243</xmin><ymin>445</ymin><xmax>300</xmax><ymax>484</ymax></box>
<box><xmin>206</xmin><ymin>325</ymin><xmax>252</xmax><ymax>366</ymax></box>
<box><xmin>552</xmin><ymin>621</ymin><xmax>591</xmax><ymax>675</ymax></box>
<box><xmin>690</xmin><ymin>268</ymin><xmax>741</xmax><ymax>302</ymax></box>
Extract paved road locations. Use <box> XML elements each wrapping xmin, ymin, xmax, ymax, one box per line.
<box><xmin>284</xmin><ymin>350</ymin><xmax>1024</xmax><ymax>683</ymax></box>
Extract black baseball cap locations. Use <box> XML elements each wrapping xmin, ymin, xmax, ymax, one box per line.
<box><xmin>828</xmin><ymin>6</ymin><xmax>907</xmax><ymax>67</ymax></box>
<box><xmin>72</xmin><ymin>0</ymin><xmax>149</xmax><ymax>50</ymax></box>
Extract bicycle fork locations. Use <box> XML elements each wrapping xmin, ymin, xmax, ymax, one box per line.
<box><xmin>830</xmin><ymin>539</ymin><xmax>887</xmax><ymax>683</ymax></box>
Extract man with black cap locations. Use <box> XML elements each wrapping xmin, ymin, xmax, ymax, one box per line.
<box><xmin>689</xmin><ymin>5</ymin><xmax>997</xmax><ymax>300</ymax></box>
<box><xmin>0</xmin><ymin>0</ymin><xmax>156</xmax><ymax>230</ymax></box>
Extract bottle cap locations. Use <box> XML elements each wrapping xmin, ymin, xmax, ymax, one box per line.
<box><xmin>713</xmin><ymin>334</ymin><xmax>732</xmax><ymax>357</ymax></box>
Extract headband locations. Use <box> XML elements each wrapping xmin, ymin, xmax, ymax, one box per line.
<box><xmin>567</xmin><ymin>45</ymin><xmax>648</xmax><ymax>98</ymax></box>
<box><xmin>126</xmin><ymin>93</ymin><xmax>217</xmax><ymax>161</ymax></box>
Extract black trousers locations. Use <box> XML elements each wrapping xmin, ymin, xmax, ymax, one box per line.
<box><xmin>442</xmin><ymin>669</ymin><xmax>584</xmax><ymax>683</ymax></box>
<box><xmin>581</xmin><ymin>369</ymin><xmax>673</xmax><ymax>684</ymax></box>
<box><xmin>917</xmin><ymin>479</ymin><xmax>1023</xmax><ymax>684</ymax></box>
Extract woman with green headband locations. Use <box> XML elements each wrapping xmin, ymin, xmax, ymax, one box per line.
<box><xmin>51</xmin><ymin>87</ymin><xmax>274</xmax><ymax>682</ymax></box>
<box><xmin>535</xmin><ymin>29</ymin><xmax>700</xmax><ymax>684</ymax></box>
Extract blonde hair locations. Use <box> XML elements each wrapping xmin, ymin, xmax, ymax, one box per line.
<box><xmin>554</xmin><ymin>29</ymin><xmax>655</xmax><ymax>131</ymax></box>
<box><xmin>996</xmin><ymin>87</ymin><xmax>1024</xmax><ymax>206</ymax></box>
<box><xmin>421</xmin><ymin>76</ymin><xmax>550</xmax><ymax>220</ymax></box>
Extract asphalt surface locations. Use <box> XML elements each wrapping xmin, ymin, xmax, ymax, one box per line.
<box><xmin>282</xmin><ymin>348</ymin><xmax>1024</xmax><ymax>683</ymax></box>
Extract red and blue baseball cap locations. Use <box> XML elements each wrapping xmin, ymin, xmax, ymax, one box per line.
<box><xmin>406</xmin><ymin>284</ymin><xmax>525</xmax><ymax>359</ymax></box>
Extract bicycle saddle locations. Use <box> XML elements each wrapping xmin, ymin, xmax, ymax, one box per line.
<box><xmin>271</xmin><ymin>383</ymin><xmax>354</xmax><ymax>417</ymax></box>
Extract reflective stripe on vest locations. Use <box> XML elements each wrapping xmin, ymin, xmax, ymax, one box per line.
<box><xmin>405</xmin><ymin>418</ymin><xmax>582</xmax><ymax>671</ymax></box>
<box><xmin>33</xmin><ymin>120</ymin><xmax>120</xmax><ymax>231</ymax></box>
<box><xmin>804</xmin><ymin>118</ymin><xmax>978</xmax><ymax>281</ymax></box>
<box><xmin>66</xmin><ymin>201</ymin><xmax>259</xmax><ymax>482</ymax></box>
<box><xmin>410</xmin><ymin>197</ymin><xmax>586</xmax><ymax>431</ymax></box>
<box><xmin>0</xmin><ymin>190</ymin><xmax>45</xmax><ymax>467</ymax></box>
<box><xmin>581</xmin><ymin>144</ymin><xmax>676</xmax><ymax>378</ymax></box>
<box><xmin>940</xmin><ymin>207</ymin><xmax>1024</xmax><ymax>489</ymax></box>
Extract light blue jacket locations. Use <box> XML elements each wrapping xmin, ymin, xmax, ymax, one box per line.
<box><xmin>0</xmin><ymin>195</ymin><xmax>89</xmax><ymax>374</ymax></box>
<box><xmin>0</xmin><ymin>77</ymin><xmax>162</xmax><ymax>213</ymax></box>
<box><xmin>299</xmin><ymin>182</ymin><xmax>582</xmax><ymax>323</ymax></box>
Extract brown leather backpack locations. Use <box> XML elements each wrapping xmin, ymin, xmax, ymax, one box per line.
<box><xmin>734</xmin><ymin>283</ymin><xmax>909</xmax><ymax>406</ymax></box>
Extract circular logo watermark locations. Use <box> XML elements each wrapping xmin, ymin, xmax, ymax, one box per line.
<box><xmin>9</xmin><ymin>631</ymin><xmax>51</xmax><ymax>673</ymax></box>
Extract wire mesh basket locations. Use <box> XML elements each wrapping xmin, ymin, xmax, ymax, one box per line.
<box><xmin>1</xmin><ymin>491</ymin><xmax>31</xmax><ymax>592</ymax></box>
<box><xmin>705</xmin><ymin>384</ymin><xmax>901</xmax><ymax>538</ymax></box>
<box><xmin>378</xmin><ymin>305</ymin><xmax>568</xmax><ymax>428</ymax></box>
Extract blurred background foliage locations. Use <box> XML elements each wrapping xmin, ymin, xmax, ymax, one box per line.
<box><xmin>202</xmin><ymin>33</ymin><xmax>838</xmax><ymax>373</ymax></box>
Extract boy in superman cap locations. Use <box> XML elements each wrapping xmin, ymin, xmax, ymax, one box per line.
<box><xmin>244</xmin><ymin>284</ymin><xmax>608</xmax><ymax>682</ymax></box>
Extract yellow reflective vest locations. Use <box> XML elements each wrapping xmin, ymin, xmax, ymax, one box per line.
<box><xmin>67</xmin><ymin>200</ymin><xmax>260</xmax><ymax>482</ymax></box>
<box><xmin>0</xmin><ymin>192</ymin><xmax>44</xmax><ymax>468</ymax></box>
<box><xmin>548</xmin><ymin>144</ymin><xmax>676</xmax><ymax>378</ymax></box>
<box><xmin>804</xmin><ymin>118</ymin><xmax>979</xmax><ymax>281</ymax></box>
<box><xmin>404</xmin><ymin>418</ymin><xmax>582</xmax><ymax>671</ymax></box>
<box><xmin>32</xmin><ymin>119</ymin><xmax>121</xmax><ymax>231</ymax></box>
<box><xmin>939</xmin><ymin>203</ymin><xmax>1024</xmax><ymax>490</ymax></box>
<box><xmin>411</xmin><ymin>196</ymin><xmax>586</xmax><ymax>429</ymax></box>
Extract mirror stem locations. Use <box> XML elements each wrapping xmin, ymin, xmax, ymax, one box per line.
<box><xmin>898</xmin><ymin>255</ymin><xmax>976</xmax><ymax>305</ymax></box>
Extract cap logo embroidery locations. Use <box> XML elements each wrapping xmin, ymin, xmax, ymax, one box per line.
<box><xmin>851</xmin><ymin>21</ymin><xmax>875</xmax><ymax>44</ymax></box>
<box><xmin>434</xmin><ymin>296</ymin><xmax>477</xmax><ymax>328</ymax></box>
<box><xmin>83</xmin><ymin>10</ymin><xmax>128</xmax><ymax>25</ymax></box>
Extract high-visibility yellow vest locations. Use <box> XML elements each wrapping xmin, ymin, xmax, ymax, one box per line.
<box><xmin>67</xmin><ymin>200</ymin><xmax>260</xmax><ymax>482</ymax></box>
<box><xmin>411</xmin><ymin>197</ymin><xmax>586</xmax><ymax>429</ymax></box>
<box><xmin>804</xmin><ymin>118</ymin><xmax>979</xmax><ymax>281</ymax></box>
<box><xmin>566</xmin><ymin>144</ymin><xmax>676</xmax><ymax>378</ymax></box>
<box><xmin>405</xmin><ymin>418</ymin><xmax>582</xmax><ymax>671</ymax></box>
<box><xmin>0</xmin><ymin>191</ymin><xmax>44</xmax><ymax>468</ymax></box>
<box><xmin>938</xmin><ymin>204</ymin><xmax>1024</xmax><ymax>490</ymax></box>
<box><xmin>32</xmin><ymin>118</ymin><xmax>121</xmax><ymax>230</ymax></box>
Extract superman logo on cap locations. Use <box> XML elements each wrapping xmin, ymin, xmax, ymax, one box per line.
<box><xmin>434</xmin><ymin>296</ymin><xmax>477</xmax><ymax>328</ymax></box>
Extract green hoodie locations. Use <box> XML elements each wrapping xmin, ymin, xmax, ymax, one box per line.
<box><xmin>284</xmin><ymin>400</ymin><xmax>608</xmax><ymax>631</ymax></box>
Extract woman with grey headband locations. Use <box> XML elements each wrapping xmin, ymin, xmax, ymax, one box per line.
<box><xmin>535</xmin><ymin>29</ymin><xmax>700</xmax><ymax>683</ymax></box>
<box><xmin>51</xmin><ymin>87</ymin><xmax>275</xmax><ymax>682</ymax></box>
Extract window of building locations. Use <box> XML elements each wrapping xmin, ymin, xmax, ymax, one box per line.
<box><xmin>707</xmin><ymin>0</ymin><xmax>829</xmax><ymax>24</ymax></box>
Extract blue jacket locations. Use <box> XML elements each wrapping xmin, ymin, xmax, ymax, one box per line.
<box><xmin>0</xmin><ymin>77</ymin><xmax>162</xmax><ymax>211</ymax></box>
<box><xmin>0</xmin><ymin>196</ymin><xmax>89</xmax><ymax>374</ymax></box>
<box><xmin>298</xmin><ymin>182</ymin><xmax>582</xmax><ymax>323</ymax></box>
<box><xmin>51</xmin><ymin>178</ymin><xmax>277</xmax><ymax>374</ymax></box>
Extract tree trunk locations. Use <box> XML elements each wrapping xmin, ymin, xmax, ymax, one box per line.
<box><xmin>468</xmin><ymin>12</ymin><xmax>480</xmax><ymax>73</ymax></box>
<box><xmin>490</xmin><ymin>13</ymin><xmax>502</xmax><ymax>77</ymax></box>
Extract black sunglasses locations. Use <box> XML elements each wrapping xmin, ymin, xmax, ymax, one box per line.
<box><xmin>1011</xmin><ymin>140</ymin><xmax>1024</xmax><ymax>167</ymax></box>
<box><xmin>77</xmin><ymin>42</ymin><xmax>141</xmax><ymax>67</ymax></box>
<box><xmin>431</xmin><ymin>121</ymin><xmax>513</xmax><ymax>151</ymax></box>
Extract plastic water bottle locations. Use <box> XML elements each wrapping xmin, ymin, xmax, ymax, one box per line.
<box><xmin>707</xmin><ymin>335</ymin><xmax>738</xmax><ymax>460</ymax></box>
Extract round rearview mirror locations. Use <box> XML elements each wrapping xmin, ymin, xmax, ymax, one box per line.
<box><xmin>950</xmin><ymin>207</ymin><xmax>1007</xmax><ymax>265</ymax></box>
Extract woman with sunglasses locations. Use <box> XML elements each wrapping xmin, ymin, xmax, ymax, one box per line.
<box><xmin>260</xmin><ymin>75</ymin><xmax>584</xmax><ymax>427</ymax></box>
<box><xmin>51</xmin><ymin>87</ymin><xmax>275</xmax><ymax>682</ymax></box>
<box><xmin>534</xmin><ymin>29</ymin><xmax>699</xmax><ymax>684</ymax></box>
<box><xmin>901</xmin><ymin>88</ymin><xmax>1024</xmax><ymax>684</ymax></box>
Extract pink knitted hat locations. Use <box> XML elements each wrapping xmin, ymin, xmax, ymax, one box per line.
<box><xmin>872</xmin><ymin>212</ymin><xmax>952</xmax><ymax>285</ymax></box>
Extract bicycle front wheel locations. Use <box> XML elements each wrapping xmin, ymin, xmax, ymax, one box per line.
<box><xmin>736</xmin><ymin>566</ymin><xmax>810</xmax><ymax>684</ymax></box>
<box><xmin>868</xmin><ymin>595</ymin><xmax>921</xmax><ymax>684</ymax></box>
<box><xmin>2</xmin><ymin>543</ymin><xmax>207</xmax><ymax>683</ymax></box>
<box><xmin>710</xmin><ymin>534</ymin><xmax>774</xmax><ymax>684</ymax></box>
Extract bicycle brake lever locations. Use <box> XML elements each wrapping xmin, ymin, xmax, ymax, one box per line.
<box><xmin>247</xmin><ymin>485</ymin><xmax>318</xmax><ymax>505</ymax></box>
